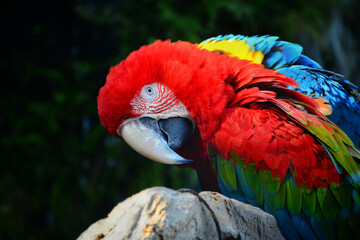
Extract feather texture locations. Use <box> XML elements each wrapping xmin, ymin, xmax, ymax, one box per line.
<box><xmin>98</xmin><ymin>39</ymin><xmax>360</xmax><ymax>240</ymax></box>
<box><xmin>199</xmin><ymin>43</ymin><xmax>360</xmax><ymax>238</ymax></box>
<box><xmin>199</xmin><ymin>35</ymin><xmax>360</xmax><ymax>148</ymax></box>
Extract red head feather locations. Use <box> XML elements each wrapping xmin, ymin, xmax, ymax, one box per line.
<box><xmin>98</xmin><ymin>40</ymin><xmax>239</xmax><ymax>139</ymax></box>
<box><xmin>98</xmin><ymin>40</ymin><xmax>322</xmax><ymax>142</ymax></box>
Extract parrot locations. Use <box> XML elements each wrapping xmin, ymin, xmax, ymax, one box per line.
<box><xmin>198</xmin><ymin>34</ymin><xmax>360</xmax><ymax>148</ymax></box>
<box><xmin>97</xmin><ymin>38</ymin><xmax>360</xmax><ymax>239</ymax></box>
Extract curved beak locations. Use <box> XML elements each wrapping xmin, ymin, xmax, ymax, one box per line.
<box><xmin>119</xmin><ymin>117</ymin><xmax>194</xmax><ymax>164</ymax></box>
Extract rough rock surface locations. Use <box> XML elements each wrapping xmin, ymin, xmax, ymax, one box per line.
<box><xmin>77</xmin><ymin>187</ymin><xmax>284</xmax><ymax>240</ymax></box>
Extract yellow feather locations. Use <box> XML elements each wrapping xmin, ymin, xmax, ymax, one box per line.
<box><xmin>198</xmin><ymin>38</ymin><xmax>264</xmax><ymax>64</ymax></box>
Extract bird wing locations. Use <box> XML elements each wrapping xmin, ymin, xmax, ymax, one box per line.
<box><xmin>199</xmin><ymin>34</ymin><xmax>360</xmax><ymax>148</ymax></box>
<box><xmin>206</xmin><ymin>62</ymin><xmax>360</xmax><ymax>239</ymax></box>
<box><xmin>278</xmin><ymin>66</ymin><xmax>360</xmax><ymax>147</ymax></box>
<box><xmin>198</xmin><ymin>34</ymin><xmax>321</xmax><ymax>70</ymax></box>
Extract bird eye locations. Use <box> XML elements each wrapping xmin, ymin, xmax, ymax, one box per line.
<box><xmin>141</xmin><ymin>84</ymin><xmax>158</xmax><ymax>100</ymax></box>
<box><xmin>146</xmin><ymin>86</ymin><xmax>154</xmax><ymax>95</ymax></box>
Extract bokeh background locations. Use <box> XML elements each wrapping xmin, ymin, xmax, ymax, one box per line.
<box><xmin>2</xmin><ymin>0</ymin><xmax>360</xmax><ymax>239</ymax></box>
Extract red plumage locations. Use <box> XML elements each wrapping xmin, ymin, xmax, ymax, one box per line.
<box><xmin>99</xmin><ymin>40</ymin><xmax>237</xmax><ymax>139</ymax></box>
<box><xmin>210</xmin><ymin>106</ymin><xmax>340</xmax><ymax>190</ymax></box>
<box><xmin>98</xmin><ymin>40</ymin><xmax>349</xmax><ymax>191</ymax></box>
<box><xmin>97</xmin><ymin>39</ymin><xmax>360</xmax><ymax>240</ymax></box>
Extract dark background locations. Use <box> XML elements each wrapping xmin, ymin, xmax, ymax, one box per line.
<box><xmin>2</xmin><ymin>0</ymin><xmax>359</xmax><ymax>239</ymax></box>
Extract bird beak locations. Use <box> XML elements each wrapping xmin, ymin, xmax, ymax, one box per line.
<box><xmin>119</xmin><ymin>117</ymin><xmax>194</xmax><ymax>164</ymax></box>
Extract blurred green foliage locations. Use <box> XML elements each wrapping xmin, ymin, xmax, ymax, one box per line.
<box><xmin>1</xmin><ymin>0</ymin><xmax>359</xmax><ymax>239</ymax></box>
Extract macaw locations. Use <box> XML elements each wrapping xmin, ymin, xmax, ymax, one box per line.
<box><xmin>198</xmin><ymin>35</ymin><xmax>360</xmax><ymax>148</ymax></box>
<box><xmin>97</xmin><ymin>38</ymin><xmax>360</xmax><ymax>239</ymax></box>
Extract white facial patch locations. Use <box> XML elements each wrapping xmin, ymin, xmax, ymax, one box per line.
<box><xmin>130</xmin><ymin>82</ymin><xmax>191</xmax><ymax>120</ymax></box>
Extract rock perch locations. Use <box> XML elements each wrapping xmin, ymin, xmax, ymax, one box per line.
<box><xmin>77</xmin><ymin>187</ymin><xmax>284</xmax><ymax>240</ymax></box>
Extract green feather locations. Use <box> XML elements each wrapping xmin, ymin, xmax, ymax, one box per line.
<box><xmin>312</xmin><ymin>197</ymin><xmax>336</xmax><ymax>239</ymax></box>
<box><xmin>330</xmin><ymin>182</ymin><xmax>351</xmax><ymax>209</ymax></box>
<box><xmin>263</xmin><ymin>188</ymin><xmax>276</xmax><ymax>215</ymax></box>
<box><xmin>230</xmin><ymin>150</ymin><xmax>246</xmax><ymax>168</ymax></box>
<box><xmin>286</xmin><ymin>176</ymin><xmax>302</xmax><ymax>215</ymax></box>
<box><xmin>258</xmin><ymin>169</ymin><xmax>281</xmax><ymax>193</ymax></box>
<box><xmin>244</xmin><ymin>164</ymin><xmax>258</xmax><ymax>194</ymax></box>
<box><xmin>224</xmin><ymin>158</ymin><xmax>237</xmax><ymax>191</ymax></box>
<box><xmin>263</xmin><ymin>182</ymin><xmax>286</xmax><ymax>215</ymax></box>
<box><xmin>231</xmin><ymin>151</ymin><xmax>265</xmax><ymax>205</ymax></box>
<box><xmin>236</xmin><ymin>166</ymin><xmax>258</xmax><ymax>206</ymax></box>
<box><xmin>295</xmin><ymin>111</ymin><xmax>360</xmax><ymax>187</ymax></box>
<box><xmin>243</xmin><ymin>163</ymin><xmax>263</xmax><ymax>206</ymax></box>
<box><xmin>320</xmin><ymin>141</ymin><xmax>343</xmax><ymax>174</ymax></box>
<box><xmin>277</xmin><ymin>182</ymin><xmax>286</xmax><ymax>209</ymax></box>
<box><xmin>304</xmin><ymin>120</ymin><xmax>339</xmax><ymax>152</ymax></box>
<box><xmin>346</xmin><ymin>145</ymin><xmax>360</xmax><ymax>189</ymax></box>
<box><xmin>329</xmin><ymin>146</ymin><xmax>359</xmax><ymax>184</ymax></box>
<box><xmin>316</xmin><ymin>188</ymin><xmax>338</xmax><ymax>222</ymax></box>
<box><xmin>347</xmin><ymin>144</ymin><xmax>360</xmax><ymax>159</ymax></box>
<box><xmin>302</xmin><ymin>189</ymin><xmax>316</xmax><ymax>216</ymax></box>
<box><xmin>207</xmin><ymin>143</ymin><xmax>219</xmax><ymax>171</ymax></box>
<box><xmin>313</xmin><ymin>195</ymin><xmax>324</xmax><ymax>221</ymax></box>
<box><xmin>325</xmin><ymin>127</ymin><xmax>360</xmax><ymax>187</ymax></box>
<box><xmin>310</xmin><ymin>216</ymin><xmax>335</xmax><ymax>240</ymax></box>
<box><xmin>217</xmin><ymin>160</ymin><xmax>230</xmax><ymax>190</ymax></box>
<box><xmin>216</xmin><ymin>154</ymin><xmax>237</xmax><ymax>191</ymax></box>
<box><xmin>210</xmin><ymin>155</ymin><xmax>217</xmax><ymax>171</ymax></box>
<box><xmin>256</xmin><ymin>180</ymin><xmax>264</xmax><ymax>206</ymax></box>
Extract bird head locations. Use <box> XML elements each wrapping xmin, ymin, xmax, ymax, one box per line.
<box><xmin>97</xmin><ymin>40</ymin><xmax>236</xmax><ymax>165</ymax></box>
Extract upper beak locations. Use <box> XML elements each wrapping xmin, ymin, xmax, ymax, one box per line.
<box><xmin>119</xmin><ymin>117</ymin><xmax>194</xmax><ymax>164</ymax></box>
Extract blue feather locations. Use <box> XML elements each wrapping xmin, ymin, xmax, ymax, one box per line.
<box><xmin>294</xmin><ymin>55</ymin><xmax>322</xmax><ymax>68</ymax></box>
<box><xmin>264</xmin><ymin>51</ymin><xmax>283</xmax><ymax>68</ymax></box>
<box><xmin>310</xmin><ymin>216</ymin><xmax>336</xmax><ymax>240</ymax></box>
<box><xmin>277</xmin><ymin>66</ymin><xmax>360</xmax><ymax>147</ymax></box>
<box><xmin>275</xmin><ymin>209</ymin><xmax>302</xmax><ymax>240</ymax></box>
<box><xmin>201</xmin><ymin>34</ymin><xmax>360</xmax><ymax>240</ymax></box>
<box><xmin>274</xmin><ymin>41</ymin><xmax>303</xmax><ymax>64</ymax></box>
<box><xmin>291</xmin><ymin>214</ymin><xmax>318</xmax><ymax>240</ymax></box>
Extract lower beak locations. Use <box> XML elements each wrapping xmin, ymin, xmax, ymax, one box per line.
<box><xmin>119</xmin><ymin>117</ymin><xmax>194</xmax><ymax>165</ymax></box>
